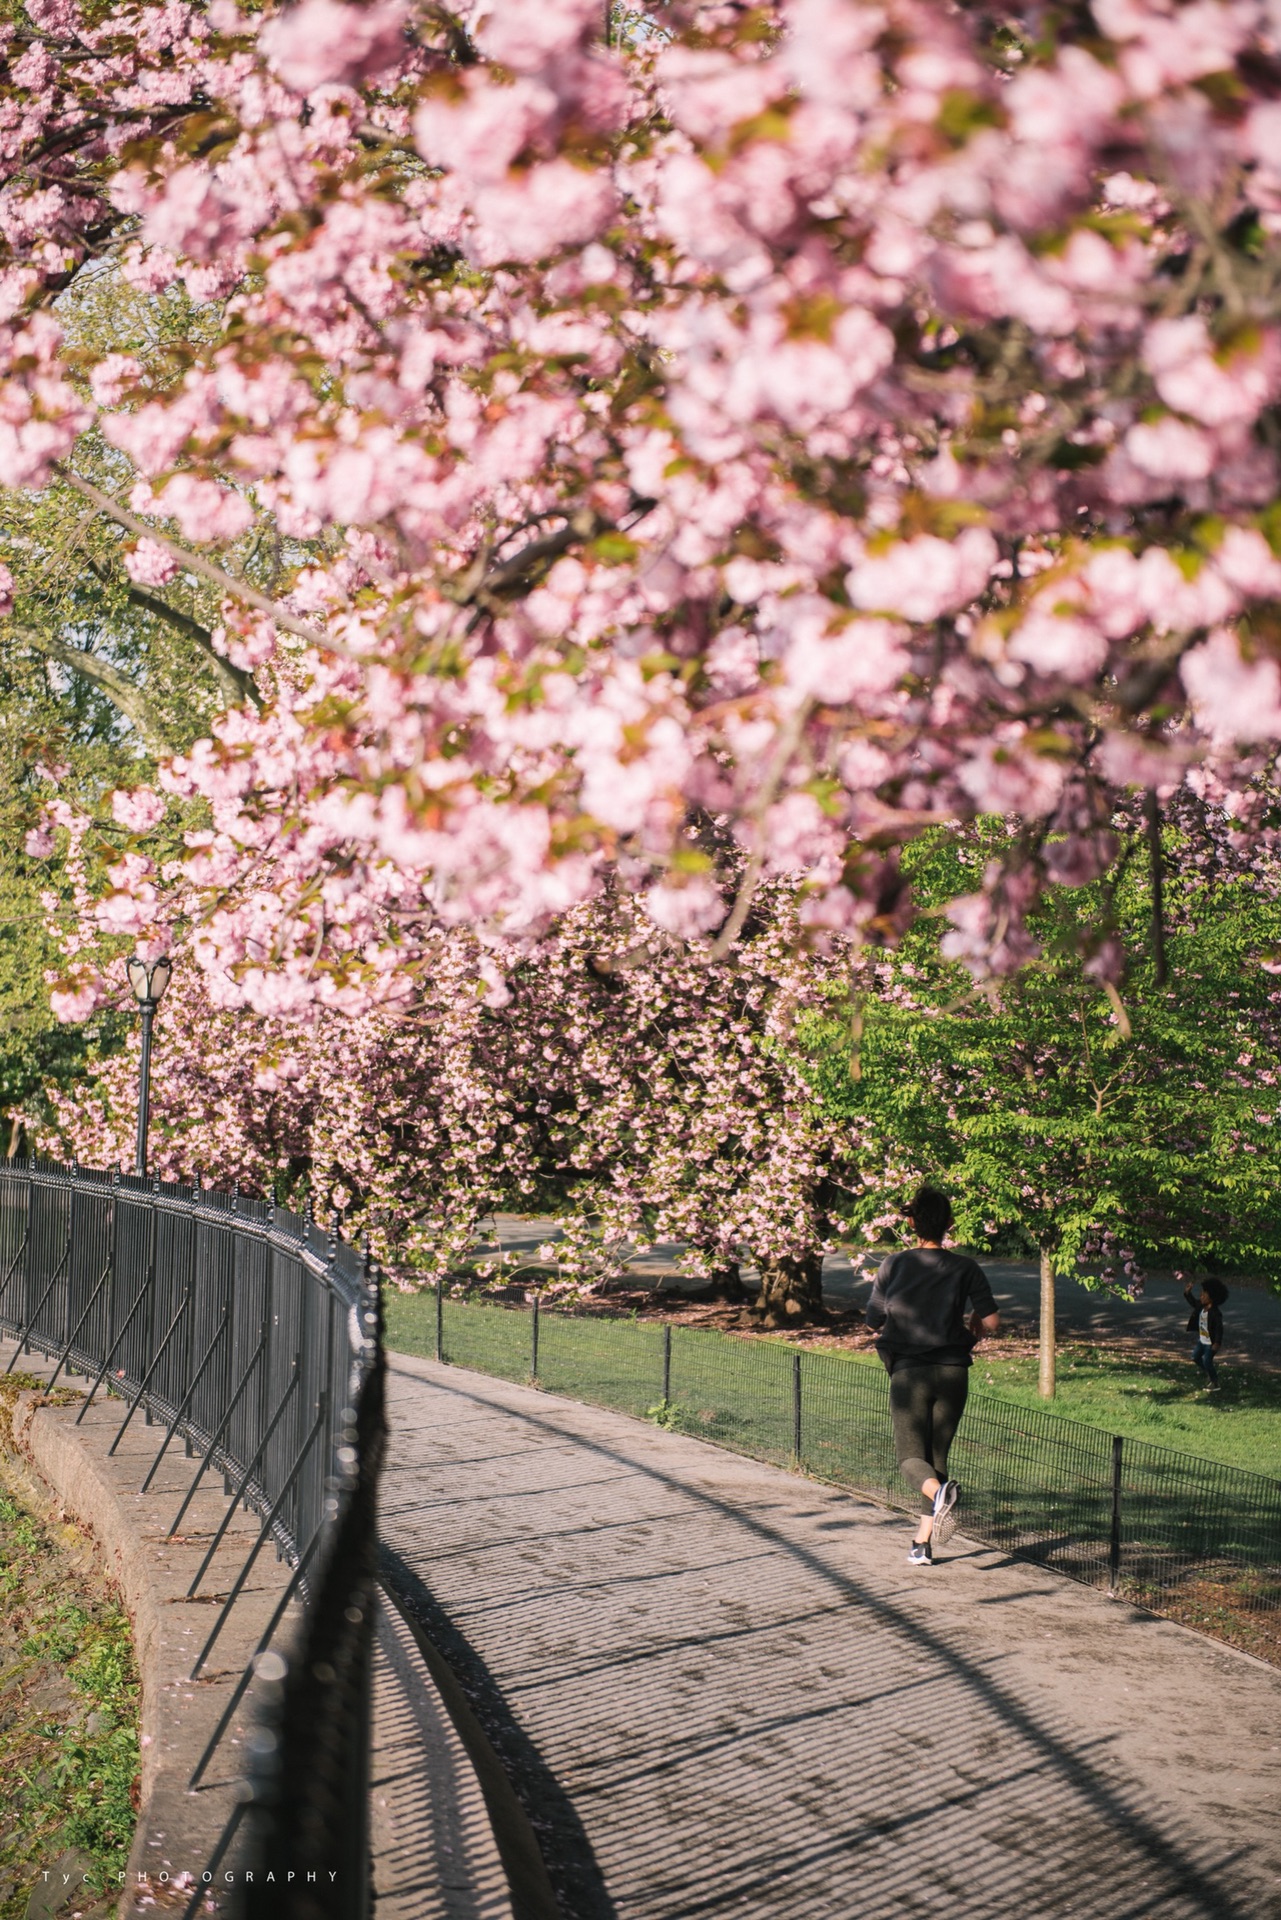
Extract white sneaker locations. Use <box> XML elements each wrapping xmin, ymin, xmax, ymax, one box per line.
<box><xmin>932</xmin><ymin>1480</ymin><xmax>960</xmax><ymax>1546</ymax></box>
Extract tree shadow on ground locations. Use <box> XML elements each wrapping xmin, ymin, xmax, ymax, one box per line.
<box><xmin>383</xmin><ymin>1362</ymin><xmax>1270</xmax><ymax>1920</ymax></box>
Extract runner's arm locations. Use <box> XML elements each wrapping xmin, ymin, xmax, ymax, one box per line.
<box><xmin>966</xmin><ymin>1259</ymin><xmax>999</xmax><ymax>1339</ymax></box>
<box><xmin>864</xmin><ymin>1257</ymin><xmax>892</xmax><ymax>1331</ymax></box>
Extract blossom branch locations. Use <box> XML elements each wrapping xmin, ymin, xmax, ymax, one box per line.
<box><xmin>56</xmin><ymin>472</ymin><xmax>359</xmax><ymax>660</ymax></box>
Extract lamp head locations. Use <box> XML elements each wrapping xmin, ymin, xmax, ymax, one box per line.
<box><xmin>126</xmin><ymin>954</ymin><xmax>172</xmax><ymax>1006</ymax></box>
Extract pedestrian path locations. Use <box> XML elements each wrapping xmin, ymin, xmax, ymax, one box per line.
<box><xmin>381</xmin><ymin>1352</ymin><xmax>1281</xmax><ymax>1920</ymax></box>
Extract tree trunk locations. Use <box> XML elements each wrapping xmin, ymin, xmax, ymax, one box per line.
<box><xmin>1039</xmin><ymin>1245</ymin><xmax>1056</xmax><ymax>1400</ymax></box>
<box><xmin>702</xmin><ymin>1258</ymin><xmax>745</xmax><ymax>1302</ymax></box>
<box><xmin>753</xmin><ymin>1251</ymin><xmax>825</xmax><ymax>1327</ymax></box>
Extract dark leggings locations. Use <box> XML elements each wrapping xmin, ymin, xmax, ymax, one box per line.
<box><xmin>889</xmin><ymin>1363</ymin><xmax>970</xmax><ymax>1514</ymax></box>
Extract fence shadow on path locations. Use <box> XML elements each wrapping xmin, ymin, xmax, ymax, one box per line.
<box><xmin>381</xmin><ymin>1360</ymin><xmax>1274</xmax><ymax>1920</ymax></box>
<box><xmin>381</xmin><ymin>1544</ymin><xmax>617</xmax><ymax>1920</ymax></box>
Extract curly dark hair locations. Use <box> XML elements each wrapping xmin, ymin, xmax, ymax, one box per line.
<box><xmin>909</xmin><ymin>1185</ymin><xmax>953</xmax><ymax>1243</ymax></box>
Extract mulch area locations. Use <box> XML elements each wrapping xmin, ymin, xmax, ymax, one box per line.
<box><xmin>1128</xmin><ymin>1573</ymin><xmax>1281</xmax><ymax>1670</ymax></box>
<box><xmin>480</xmin><ymin>1275</ymin><xmax>1220</xmax><ymax>1368</ymax></box>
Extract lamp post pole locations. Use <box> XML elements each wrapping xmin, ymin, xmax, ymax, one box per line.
<box><xmin>126</xmin><ymin>955</ymin><xmax>172</xmax><ymax>1180</ymax></box>
<box><xmin>135</xmin><ymin>995</ymin><xmax>156</xmax><ymax>1179</ymax></box>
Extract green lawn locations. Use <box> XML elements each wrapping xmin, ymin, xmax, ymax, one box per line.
<box><xmin>386</xmin><ymin>1289</ymin><xmax>1281</xmax><ymax>1482</ymax></box>
<box><xmin>957</xmin><ymin>1344</ymin><xmax>1281</xmax><ymax>1480</ymax></box>
<box><xmin>0</xmin><ymin>1381</ymin><xmax>140</xmax><ymax>1920</ymax></box>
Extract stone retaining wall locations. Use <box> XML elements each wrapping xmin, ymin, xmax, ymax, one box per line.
<box><xmin>2</xmin><ymin>1338</ymin><xmax>519</xmax><ymax>1920</ymax></box>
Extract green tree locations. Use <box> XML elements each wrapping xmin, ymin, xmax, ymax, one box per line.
<box><xmin>0</xmin><ymin>266</ymin><xmax>271</xmax><ymax>756</ymax></box>
<box><xmin>0</xmin><ymin>272</ymin><xmax>282</xmax><ymax>1137</ymax></box>
<box><xmin>811</xmin><ymin>823</ymin><xmax>1281</xmax><ymax>1396</ymax></box>
<box><xmin>0</xmin><ymin>639</ymin><xmax>132</xmax><ymax>1147</ymax></box>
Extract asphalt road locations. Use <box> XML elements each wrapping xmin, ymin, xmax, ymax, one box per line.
<box><xmin>479</xmin><ymin>1217</ymin><xmax>1281</xmax><ymax>1368</ymax></box>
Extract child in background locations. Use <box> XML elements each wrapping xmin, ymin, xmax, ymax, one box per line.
<box><xmin>1184</xmin><ymin>1279</ymin><xmax>1227</xmax><ymax>1391</ymax></box>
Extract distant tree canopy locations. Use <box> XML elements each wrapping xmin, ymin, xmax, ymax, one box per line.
<box><xmin>808</xmin><ymin>811</ymin><xmax>1281</xmax><ymax>1392</ymax></box>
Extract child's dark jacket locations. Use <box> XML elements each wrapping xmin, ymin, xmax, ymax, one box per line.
<box><xmin>1184</xmin><ymin>1292</ymin><xmax>1224</xmax><ymax>1347</ymax></box>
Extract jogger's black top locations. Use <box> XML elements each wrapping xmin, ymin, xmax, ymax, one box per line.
<box><xmin>866</xmin><ymin>1247</ymin><xmax>997</xmax><ymax>1373</ymax></box>
<box><xmin>1184</xmin><ymin>1288</ymin><xmax>1224</xmax><ymax>1348</ymax></box>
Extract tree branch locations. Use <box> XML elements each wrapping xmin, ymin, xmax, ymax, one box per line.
<box><xmin>77</xmin><ymin>545</ymin><xmax>260</xmax><ymax>709</ymax></box>
<box><xmin>454</xmin><ymin>496</ymin><xmax>658</xmax><ymax>617</ymax></box>
<box><xmin>704</xmin><ymin>697</ymin><xmax>814</xmax><ymax>963</ymax></box>
<box><xmin>14</xmin><ymin>625</ymin><xmax>173</xmax><ymax>755</ymax></box>
<box><xmin>1144</xmin><ymin>787</ymin><xmax>1168</xmax><ymax>987</ymax></box>
<box><xmin>55</xmin><ymin>471</ymin><xmax>362</xmax><ymax>660</ymax></box>
<box><xmin>123</xmin><ymin>580</ymin><xmax>259</xmax><ymax>709</ymax></box>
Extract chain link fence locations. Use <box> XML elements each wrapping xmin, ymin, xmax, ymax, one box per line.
<box><xmin>0</xmin><ymin>1159</ymin><xmax>384</xmax><ymax>1919</ymax></box>
<box><xmin>419</xmin><ymin>1292</ymin><xmax>1281</xmax><ymax>1656</ymax></box>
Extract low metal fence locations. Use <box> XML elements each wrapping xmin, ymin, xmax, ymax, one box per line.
<box><xmin>420</xmin><ymin>1292</ymin><xmax>1281</xmax><ymax>1650</ymax></box>
<box><xmin>0</xmin><ymin>1159</ymin><xmax>384</xmax><ymax>1919</ymax></box>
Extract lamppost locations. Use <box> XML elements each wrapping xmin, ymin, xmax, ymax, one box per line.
<box><xmin>126</xmin><ymin>954</ymin><xmax>172</xmax><ymax>1178</ymax></box>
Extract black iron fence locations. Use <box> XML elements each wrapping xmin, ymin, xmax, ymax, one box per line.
<box><xmin>415</xmin><ymin>1292</ymin><xmax>1281</xmax><ymax>1652</ymax></box>
<box><xmin>0</xmin><ymin>1159</ymin><xmax>384</xmax><ymax>1920</ymax></box>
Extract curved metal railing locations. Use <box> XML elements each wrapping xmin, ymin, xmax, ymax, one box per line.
<box><xmin>0</xmin><ymin>1159</ymin><xmax>385</xmax><ymax>1919</ymax></box>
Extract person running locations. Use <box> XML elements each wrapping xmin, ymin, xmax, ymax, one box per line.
<box><xmin>865</xmin><ymin>1185</ymin><xmax>1000</xmax><ymax>1566</ymax></box>
<box><xmin>1184</xmin><ymin>1278</ymin><xmax>1227</xmax><ymax>1391</ymax></box>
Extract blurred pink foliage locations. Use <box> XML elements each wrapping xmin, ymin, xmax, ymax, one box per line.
<box><xmin>6</xmin><ymin>0</ymin><xmax>1281</xmax><ymax>1018</ymax></box>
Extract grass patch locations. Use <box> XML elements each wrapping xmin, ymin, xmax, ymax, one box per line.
<box><xmin>962</xmin><ymin>1343</ymin><xmax>1281</xmax><ymax>1480</ymax></box>
<box><xmin>0</xmin><ymin>1382</ymin><xmax>140</xmax><ymax>1920</ymax></box>
<box><xmin>387</xmin><ymin>1286</ymin><xmax>1281</xmax><ymax>1482</ymax></box>
<box><xmin>814</xmin><ymin>1340</ymin><xmax>1281</xmax><ymax>1478</ymax></box>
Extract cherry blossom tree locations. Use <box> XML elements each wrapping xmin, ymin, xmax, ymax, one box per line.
<box><xmin>6</xmin><ymin>0</ymin><xmax>1281</xmax><ymax>1024</ymax></box>
<box><xmin>44</xmin><ymin>878</ymin><xmax>868</xmax><ymax>1316</ymax></box>
<box><xmin>483</xmin><ymin>881</ymin><xmax>867</xmax><ymax>1321</ymax></box>
<box><xmin>40</xmin><ymin>933</ymin><xmax>529</xmax><ymax>1280</ymax></box>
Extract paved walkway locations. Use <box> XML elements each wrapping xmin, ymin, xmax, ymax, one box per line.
<box><xmin>382</xmin><ymin>1353</ymin><xmax>1281</xmax><ymax>1920</ymax></box>
<box><xmin>483</xmin><ymin>1218</ymin><xmax>1281</xmax><ymax>1367</ymax></box>
<box><xmin>1</xmin><ymin>1336</ymin><xmax>511</xmax><ymax>1920</ymax></box>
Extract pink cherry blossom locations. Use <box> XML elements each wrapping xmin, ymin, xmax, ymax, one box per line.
<box><xmin>958</xmin><ymin>738</ymin><xmax>1067</xmax><ymax>817</ymax></box>
<box><xmin>89</xmin><ymin>354</ymin><xmax>143</xmax><ymax>407</ymax></box>
<box><xmin>159</xmin><ymin>476</ymin><xmax>254</xmax><ymax>543</ymax></box>
<box><xmin>1144</xmin><ymin>316</ymin><xmax>1281</xmax><ymax>428</ymax></box>
<box><xmin>1181</xmin><ymin>629</ymin><xmax>1281</xmax><ymax>742</ymax></box>
<box><xmin>472</xmin><ymin>0</ymin><xmax>601</xmax><ymax>72</ymax></box>
<box><xmin>124</xmin><ymin>539</ymin><xmax>180</xmax><ymax>587</ymax></box>
<box><xmin>414</xmin><ymin>78</ymin><xmax>559</xmax><ymax>188</ymax></box>
<box><xmin>4</xmin><ymin>0</ymin><xmax>1281</xmax><ymax>1006</ymax></box>
<box><xmin>471</xmin><ymin>162</ymin><xmax>617</xmax><ymax>266</ymax></box>
<box><xmin>644</xmin><ymin>876</ymin><xmax>726</xmax><ymax>938</ymax></box>
<box><xmin>781</xmin><ymin>609</ymin><xmax>909</xmax><ymax>703</ymax></box>
<box><xmin>112</xmin><ymin>788</ymin><xmax>168</xmax><ymax>833</ymax></box>
<box><xmin>261</xmin><ymin>0</ymin><xmax>407</xmax><ymax>93</ymax></box>
<box><xmin>1123</xmin><ymin>416</ymin><xmax>1215</xmax><ymax>482</ymax></box>
<box><xmin>847</xmin><ymin>530</ymin><xmax>998</xmax><ymax>624</ymax></box>
<box><xmin>1008</xmin><ymin>610</ymin><xmax>1109</xmax><ymax>683</ymax></box>
<box><xmin>50</xmin><ymin>981</ymin><xmax>105</xmax><ymax>1023</ymax></box>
